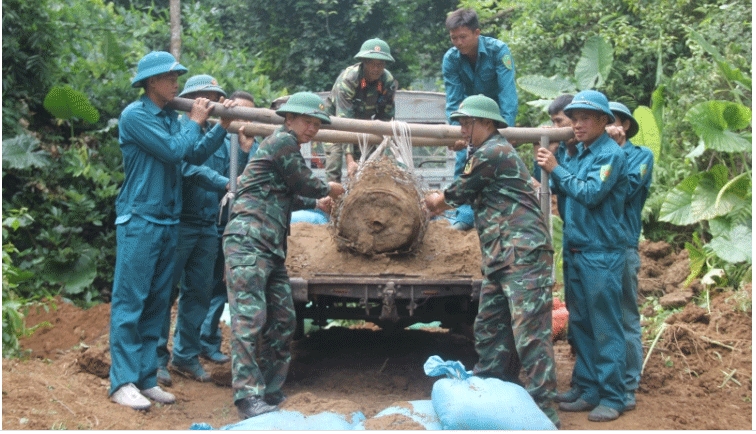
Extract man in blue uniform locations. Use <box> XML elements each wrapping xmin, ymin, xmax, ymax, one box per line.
<box><xmin>199</xmin><ymin>90</ymin><xmax>259</xmax><ymax>366</ymax></box>
<box><xmin>536</xmin><ymin>90</ymin><xmax>629</xmax><ymax>422</ymax></box>
<box><xmin>156</xmin><ymin>75</ymin><xmax>239</xmax><ymax>386</ymax></box>
<box><xmin>109</xmin><ymin>52</ymin><xmax>236</xmax><ymax>410</ymax></box>
<box><xmin>607</xmin><ymin>101</ymin><xmax>654</xmax><ymax>412</ymax></box>
<box><xmin>442</xmin><ymin>8</ymin><xmax>518</xmax><ymax>230</ymax></box>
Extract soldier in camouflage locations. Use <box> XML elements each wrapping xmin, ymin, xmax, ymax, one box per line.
<box><xmin>223</xmin><ymin>92</ymin><xmax>345</xmax><ymax>420</ymax></box>
<box><xmin>323</xmin><ymin>38</ymin><xmax>398</xmax><ymax>181</ymax></box>
<box><xmin>425</xmin><ymin>94</ymin><xmax>559</xmax><ymax>427</ymax></box>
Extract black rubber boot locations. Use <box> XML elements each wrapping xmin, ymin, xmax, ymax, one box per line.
<box><xmin>236</xmin><ymin>396</ymin><xmax>278</xmax><ymax>420</ymax></box>
<box><xmin>264</xmin><ymin>391</ymin><xmax>287</xmax><ymax>406</ymax></box>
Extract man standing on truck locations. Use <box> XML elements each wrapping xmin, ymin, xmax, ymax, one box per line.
<box><xmin>223</xmin><ymin>92</ymin><xmax>345</xmax><ymax>420</ymax></box>
<box><xmin>424</xmin><ymin>95</ymin><xmax>559</xmax><ymax>427</ymax></box>
<box><xmin>442</xmin><ymin>8</ymin><xmax>518</xmax><ymax>230</ymax></box>
<box><xmin>323</xmin><ymin>38</ymin><xmax>398</xmax><ymax>181</ymax></box>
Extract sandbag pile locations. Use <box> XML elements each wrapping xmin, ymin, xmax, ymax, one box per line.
<box><xmin>191</xmin><ymin>356</ymin><xmax>557</xmax><ymax>431</ymax></box>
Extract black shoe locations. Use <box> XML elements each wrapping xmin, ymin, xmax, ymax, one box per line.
<box><xmin>264</xmin><ymin>391</ymin><xmax>287</xmax><ymax>406</ymax></box>
<box><xmin>170</xmin><ymin>361</ymin><xmax>211</xmax><ymax>382</ymax></box>
<box><xmin>200</xmin><ymin>351</ymin><xmax>230</xmax><ymax>364</ymax></box>
<box><xmin>236</xmin><ymin>396</ymin><xmax>278</xmax><ymax>420</ymax></box>
<box><xmin>554</xmin><ymin>386</ymin><xmax>581</xmax><ymax>403</ymax></box>
<box><xmin>558</xmin><ymin>398</ymin><xmax>596</xmax><ymax>412</ymax></box>
<box><xmin>587</xmin><ymin>405</ymin><xmax>621</xmax><ymax>422</ymax></box>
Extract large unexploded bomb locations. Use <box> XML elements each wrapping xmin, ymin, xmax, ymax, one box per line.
<box><xmin>330</xmin><ymin>123</ymin><xmax>428</xmax><ymax>255</ymax></box>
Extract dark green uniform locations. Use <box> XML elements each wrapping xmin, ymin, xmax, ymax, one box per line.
<box><xmin>443</xmin><ymin>132</ymin><xmax>558</xmax><ymax>425</ymax></box>
<box><xmin>223</xmin><ymin>125</ymin><xmax>330</xmax><ymax>403</ymax></box>
<box><xmin>323</xmin><ymin>63</ymin><xmax>397</xmax><ymax>181</ymax></box>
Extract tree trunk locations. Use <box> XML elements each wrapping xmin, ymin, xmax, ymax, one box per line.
<box><xmin>169</xmin><ymin>0</ymin><xmax>181</xmax><ymax>59</ymax></box>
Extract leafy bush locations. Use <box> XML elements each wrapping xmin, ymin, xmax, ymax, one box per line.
<box><xmin>3</xmin><ymin>126</ymin><xmax>122</xmax><ymax>305</ymax></box>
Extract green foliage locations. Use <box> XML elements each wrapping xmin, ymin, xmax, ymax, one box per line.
<box><xmin>632</xmin><ymin>106</ymin><xmax>661</xmax><ymax>161</ymax></box>
<box><xmin>516</xmin><ymin>35</ymin><xmax>614</xmax><ymax>100</ymax></box>
<box><xmin>684</xmin><ymin>101</ymin><xmax>751</xmax><ymax>153</ymax></box>
<box><xmin>574</xmin><ymin>36</ymin><xmax>614</xmax><ymax>90</ymax></box>
<box><xmin>43</xmin><ymin>85</ymin><xmax>101</xmax><ymax>139</ymax></box>
<box><xmin>4</xmin><ymin>0</ymin><xmax>751</xmax><ymax>312</ymax></box>
<box><xmin>2</xmin><ymin>134</ymin><xmax>52</xmax><ymax>170</ymax></box>
<box><xmin>3</xmin><ymin>127</ymin><xmax>122</xmax><ymax>305</ymax></box>
<box><xmin>3</xmin><ymin>209</ymin><xmax>36</xmax><ymax>358</ymax></box>
<box><xmin>2</xmin><ymin>0</ymin><xmax>60</xmax><ymax>136</ymax></box>
<box><xmin>238</xmin><ymin>0</ymin><xmax>456</xmax><ymax>93</ymax></box>
<box><xmin>551</xmin><ymin>214</ymin><xmax>564</xmax><ymax>286</ymax></box>
<box><xmin>658</xmin><ymin>45</ymin><xmax>752</xmax><ymax>288</ymax></box>
<box><xmin>43</xmin><ymin>86</ymin><xmax>101</xmax><ymax>125</ymax></box>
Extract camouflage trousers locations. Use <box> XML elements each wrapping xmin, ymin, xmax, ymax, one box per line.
<box><xmin>223</xmin><ymin>235</ymin><xmax>295</xmax><ymax>403</ymax></box>
<box><xmin>323</xmin><ymin>142</ymin><xmax>345</xmax><ymax>182</ymax></box>
<box><xmin>324</xmin><ymin>142</ymin><xmax>377</xmax><ymax>182</ymax></box>
<box><xmin>473</xmin><ymin>250</ymin><xmax>558</xmax><ymax>425</ymax></box>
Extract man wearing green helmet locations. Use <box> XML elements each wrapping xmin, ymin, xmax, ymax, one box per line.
<box><xmin>425</xmin><ymin>94</ymin><xmax>559</xmax><ymax>428</ymax></box>
<box><xmin>223</xmin><ymin>92</ymin><xmax>345</xmax><ymax>420</ymax></box>
<box><xmin>109</xmin><ymin>52</ymin><xmax>237</xmax><ymax>411</ymax></box>
<box><xmin>323</xmin><ymin>38</ymin><xmax>398</xmax><ymax>181</ymax></box>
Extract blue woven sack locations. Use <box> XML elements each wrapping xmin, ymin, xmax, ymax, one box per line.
<box><xmin>424</xmin><ymin>356</ymin><xmax>557</xmax><ymax>430</ymax></box>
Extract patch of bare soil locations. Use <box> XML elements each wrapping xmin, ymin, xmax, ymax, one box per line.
<box><xmin>3</xmin><ymin>240</ymin><xmax>752</xmax><ymax>430</ymax></box>
<box><xmin>288</xmin><ymin>219</ymin><xmax>483</xmax><ymax>279</ymax></box>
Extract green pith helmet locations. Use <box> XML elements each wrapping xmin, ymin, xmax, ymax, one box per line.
<box><xmin>450</xmin><ymin>94</ymin><xmax>508</xmax><ymax>128</ymax></box>
<box><xmin>179</xmin><ymin>74</ymin><xmax>226</xmax><ymax>98</ymax></box>
<box><xmin>564</xmin><ymin>90</ymin><xmax>615</xmax><ymax>123</ymax></box>
<box><xmin>130</xmin><ymin>51</ymin><xmax>188</xmax><ymax>88</ymax></box>
<box><xmin>354</xmin><ymin>38</ymin><xmax>395</xmax><ymax>63</ymax></box>
<box><xmin>609</xmin><ymin>101</ymin><xmax>639</xmax><ymax>139</ymax></box>
<box><xmin>275</xmin><ymin>92</ymin><xmax>331</xmax><ymax>124</ymax></box>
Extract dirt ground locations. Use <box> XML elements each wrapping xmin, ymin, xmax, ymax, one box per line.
<box><xmin>2</xmin><ymin>225</ymin><xmax>752</xmax><ymax>430</ymax></box>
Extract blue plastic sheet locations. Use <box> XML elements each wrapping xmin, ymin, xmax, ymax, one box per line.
<box><xmin>213</xmin><ymin>410</ymin><xmax>365</xmax><ymax>430</ymax></box>
<box><xmin>291</xmin><ymin>209</ymin><xmax>329</xmax><ymax>224</ymax></box>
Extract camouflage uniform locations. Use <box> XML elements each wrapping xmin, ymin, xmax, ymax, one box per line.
<box><xmin>223</xmin><ymin>125</ymin><xmax>330</xmax><ymax>403</ymax></box>
<box><xmin>443</xmin><ymin>132</ymin><xmax>558</xmax><ymax>424</ymax></box>
<box><xmin>323</xmin><ymin>63</ymin><xmax>397</xmax><ymax>181</ymax></box>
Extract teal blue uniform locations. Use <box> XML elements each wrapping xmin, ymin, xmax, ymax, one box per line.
<box><xmin>443</xmin><ymin>35</ymin><xmax>518</xmax><ymax>228</ymax></box>
<box><xmin>110</xmin><ymin>95</ymin><xmax>224</xmax><ymax>396</ymax></box>
<box><xmin>548</xmin><ymin>132</ymin><xmax>629</xmax><ymax>412</ymax></box>
<box><xmin>619</xmin><ymin>140</ymin><xmax>654</xmax><ymax>399</ymax></box>
<box><xmin>157</xmin><ymin>120</ymin><xmax>229</xmax><ymax>368</ymax></box>
<box><xmin>550</xmin><ymin>140</ymin><xmax>580</xmax><ymax>387</ymax></box>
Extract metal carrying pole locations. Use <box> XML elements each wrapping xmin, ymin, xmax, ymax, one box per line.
<box><xmin>229</xmin><ymin>134</ymin><xmax>239</xmax><ymax>200</ymax></box>
<box><xmin>539</xmin><ymin>134</ymin><xmax>556</xmax><ymax>284</ymax></box>
<box><xmin>218</xmin><ymin>133</ymin><xmax>240</xmax><ymax>225</ymax></box>
<box><xmin>168</xmin><ymin>97</ymin><xmax>574</xmax><ymax>145</ymax></box>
